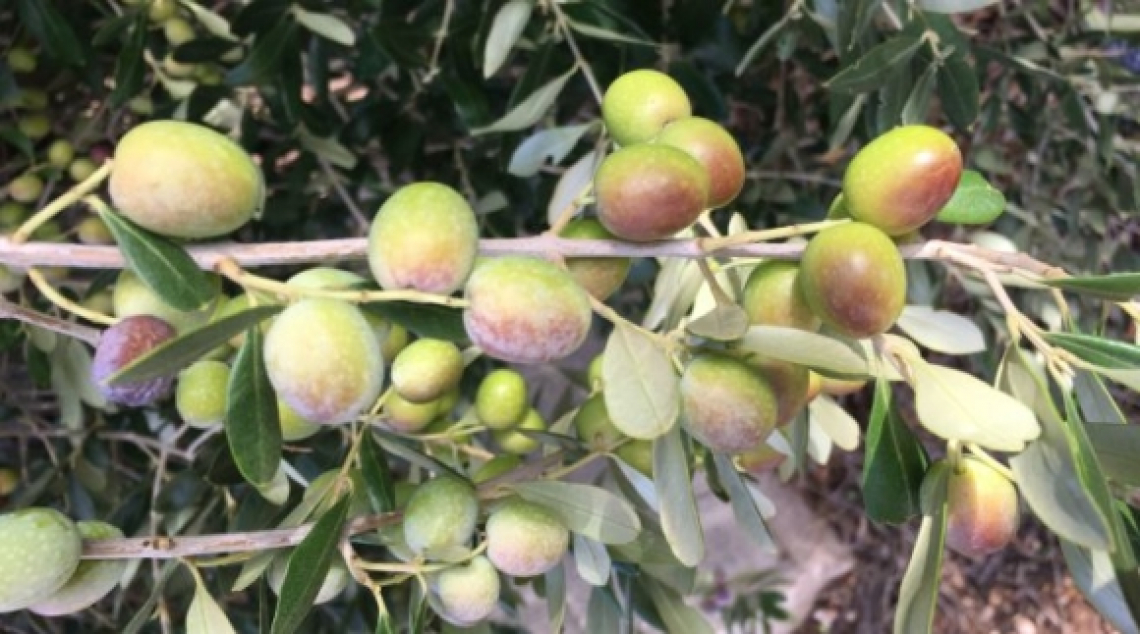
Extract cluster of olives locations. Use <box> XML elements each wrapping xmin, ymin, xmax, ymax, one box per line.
<box><xmin>0</xmin><ymin>508</ymin><xmax>125</xmax><ymax>616</ymax></box>
<box><xmin>596</xmin><ymin>69</ymin><xmax>746</xmax><ymax>241</ymax></box>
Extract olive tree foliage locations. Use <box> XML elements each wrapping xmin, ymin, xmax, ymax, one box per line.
<box><xmin>0</xmin><ymin>0</ymin><xmax>1140</xmax><ymax>633</ymax></box>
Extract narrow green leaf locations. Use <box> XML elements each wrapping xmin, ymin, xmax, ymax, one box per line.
<box><xmin>892</xmin><ymin>469</ymin><xmax>947</xmax><ymax>634</ymax></box>
<box><xmin>900</xmin><ymin>62</ymin><xmax>939</xmax><ymax>125</ymax></box>
<box><xmin>735</xmin><ymin>14</ymin><xmax>790</xmax><ymax>75</ymax></box>
<box><xmin>373</xmin><ymin>431</ymin><xmax>467</xmax><ymax>481</ymax></box>
<box><xmin>827</xmin><ymin>34</ymin><xmax>924</xmax><ymax>94</ymax></box>
<box><xmin>686</xmin><ymin>304</ymin><xmax>749</xmax><ymax>341</ymax></box>
<box><xmin>226</xmin><ymin>328</ymin><xmax>283</xmax><ymax>487</ymax></box>
<box><xmin>603</xmin><ymin>322</ymin><xmax>680</xmax><ymax>440</ymax></box>
<box><xmin>1045</xmin><ymin>332</ymin><xmax>1140</xmax><ymax>370</ymax></box>
<box><xmin>934</xmin><ymin>170</ymin><xmax>1006</xmax><ymax>225</ymax></box>
<box><xmin>566</xmin><ymin>18</ymin><xmax>654</xmax><ymax>47</ymax></box>
<box><xmin>573</xmin><ymin>533</ymin><xmax>612</xmax><ymax>586</ymax></box>
<box><xmin>1087</xmin><ymin>424</ymin><xmax>1140</xmax><ymax>487</ymax></box>
<box><xmin>918</xmin><ymin>0</ymin><xmax>1001</xmax><ymax>13</ymax></box>
<box><xmin>110</xmin><ymin>11</ymin><xmax>148</xmax><ymax>107</ymax></box>
<box><xmin>712</xmin><ymin>453</ymin><xmax>776</xmax><ymax>552</ymax></box>
<box><xmin>1060</xmin><ymin>541</ymin><xmax>1140</xmax><ymax>634</ymax></box>
<box><xmin>271</xmin><ymin>496</ymin><xmax>350</xmax><ymax>634</ymax></box>
<box><xmin>470</xmin><ymin>68</ymin><xmax>576</xmax><ymax>136</ymax></box>
<box><xmin>837</xmin><ymin>0</ymin><xmax>885</xmax><ymax>56</ymax></box>
<box><xmin>741</xmin><ymin>325</ymin><xmax>869</xmax><ymax>377</ymax></box>
<box><xmin>508</xmin><ymin>123</ymin><xmax>595</xmax><ymax>177</ymax></box>
<box><xmin>360</xmin><ymin>433</ymin><xmax>396</xmax><ymax>513</ymax></box>
<box><xmin>97</xmin><ymin>207</ymin><xmax>216</xmax><ymax>312</ymax></box>
<box><xmin>187</xmin><ymin>580</ymin><xmax>238</xmax><ymax>634</ymax></box>
<box><xmin>1042</xmin><ymin>274</ymin><xmax>1140</xmax><ymax>301</ymax></box>
<box><xmin>1004</xmin><ymin>351</ymin><xmax>1112</xmax><ymax>549</ymax></box>
<box><xmin>1073</xmin><ymin>371</ymin><xmax>1127</xmax><ymax>425</ymax></box>
<box><xmin>510</xmin><ymin>480</ymin><xmax>640</xmax><ymax>544</ymax></box>
<box><xmin>292</xmin><ymin>7</ymin><xmax>355</xmax><ymax>46</ymax></box>
<box><xmin>14</xmin><ymin>0</ymin><xmax>83</xmax><ymax>65</ymax></box>
<box><xmin>912</xmin><ymin>360</ymin><xmax>1040</xmax><ymax>452</ymax></box>
<box><xmin>654</xmin><ymin>425</ymin><xmax>703</xmax><ymax>566</ymax></box>
<box><xmin>483</xmin><ymin>0</ymin><xmax>533</xmax><ymax>78</ymax></box>
<box><xmin>937</xmin><ymin>53</ymin><xmax>980</xmax><ymax>129</ymax></box>
<box><xmin>587</xmin><ymin>587</ymin><xmax>624</xmax><ymax>633</ymax></box>
<box><xmin>109</xmin><ymin>305</ymin><xmax>282</xmax><ymax>385</ymax></box>
<box><xmin>643</xmin><ymin>578</ymin><xmax>715</xmax><ymax>634</ymax></box>
<box><xmin>226</xmin><ymin>20</ymin><xmax>299</xmax><ymax>85</ymax></box>
<box><xmin>361</xmin><ymin>301</ymin><xmax>466</xmax><ymax>343</ymax></box>
<box><xmin>546</xmin><ymin>563</ymin><xmax>567</xmax><ymax>632</ymax></box>
<box><xmin>863</xmin><ymin>378</ymin><xmax>929</xmax><ymax>523</ymax></box>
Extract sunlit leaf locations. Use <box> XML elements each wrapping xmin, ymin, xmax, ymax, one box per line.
<box><xmin>912</xmin><ymin>360</ymin><xmax>1039</xmax><ymax>452</ymax></box>
<box><xmin>508</xmin><ymin>123</ymin><xmax>594</xmax><ymax>177</ymax></box>
<box><xmin>893</xmin><ymin>466</ymin><xmax>946</xmax><ymax>634</ymax></box>
<box><xmin>655</xmin><ymin>425</ymin><xmax>703</xmax><ymax>566</ymax></box>
<box><xmin>470</xmin><ymin>68</ymin><xmax>576</xmax><ymax>136</ymax></box>
<box><xmin>603</xmin><ymin>323</ymin><xmax>680</xmax><ymax>440</ymax></box>
<box><xmin>483</xmin><ymin>0</ymin><xmax>533</xmax><ymax>78</ymax></box>
<box><xmin>741</xmin><ymin>325</ymin><xmax>869</xmax><ymax>377</ymax></box>
<box><xmin>510</xmin><ymin>480</ymin><xmax>640</xmax><ymax>544</ymax></box>
<box><xmin>895</xmin><ymin>305</ymin><xmax>986</xmax><ymax>355</ymax></box>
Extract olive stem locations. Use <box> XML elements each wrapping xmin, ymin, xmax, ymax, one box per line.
<box><xmin>698</xmin><ymin>218</ymin><xmax>849</xmax><ymax>252</ymax></box>
<box><xmin>10</xmin><ymin>160</ymin><xmax>114</xmax><ymax>244</ymax></box>
<box><xmin>545</xmin><ymin>0</ymin><xmax>605</xmax><ymax>106</ymax></box>
<box><xmin>25</xmin><ymin>267</ymin><xmax>117</xmax><ymax>326</ymax></box>
<box><xmin>0</xmin><ymin>296</ymin><xmax>103</xmax><ymax>345</ymax></box>
<box><xmin>214</xmin><ymin>258</ymin><xmax>470</xmax><ymax>309</ymax></box>
<box><xmin>965</xmin><ymin>443</ymin><xmax>1016</xmax><ymax>481</ymax></box>
<box><xmin>0</xmin><ymin>235</ymin><xmax>1067</xmax><ymax>280</ymax></box>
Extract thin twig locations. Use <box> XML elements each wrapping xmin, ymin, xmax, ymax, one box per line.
<box><xmin>0</xmin><ymin>297</ymin><xmax>102</xmax><ymax>345</ymax></box>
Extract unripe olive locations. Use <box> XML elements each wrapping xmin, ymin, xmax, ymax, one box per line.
<box><xmin>560</xmin><ymin>217</ymin><xmax>630</xmax><ymax>300</ymax></box>
<box><xmin>0</xmin><ymin>508</ymin><xmax>82</xmax><ymax>613</ymax></box>
<box><xmin>75</xmin><ymin>215</ymin><xmax>114</xmax><ymax>245</ymax></box>
<box><xmin>681</xmin><ymin>352</ymin><xmax>778</xmax><ymax>454</ymax></box>
<box><xmin>8</xmin><ymin>173</ymin><xmax>44</xmax><ymax>203</ymax></box>
<box><xmin>112</xmin><ymin>269</ymin><xmax>218</xmax><ymax>333</ymax></box>
<box><xmin>46</xmin><ymin>140</ymin><xmax>75</xmax><ymax>169</ymax></box>
<box><xmin>844</xmin><ymin>125</ymin><xmax>963</xmax><ymax>236</ymax></box>
<box><xmin>430</xmin><ymin>555</ymin><xmax>501</xmax><ymax>626</ymax></box>
<box><xmin>463</xmin><ymin>257</ymin><xmax>592</xmax><ymax>364</ymax></box>
<box><xmin>264</xmin><ymin>298</ymin><xmax>383</xmax><ymax>424</ymax></box>
<box><xmin>6</xmin><ymin>48</ymin><xmax>36</xmax><ymax>74</ymax></box>
<box><xmin>486</xmin><ymin>499</ymin><xmax>568</xmax><ymax>577</ymax></box>
<box><xmin>474</xmin><ymin>369</ymin><xmax>528</xmax><ymax>431</ymax></box>
<box><xmin>163</xmin><ymin>17</ymin><xmax>196</xmax><ymax>45</ymax></box>
<box><xmin>749</xmin><ymin>356</ymin><xmax>810</xmax><ymax>426</ymax></box>
<box><xmin>16</xmin><ymin>88</ymin><xmax>48</xmax><ymax>110</ymax></box>
<box><xmin>383</xmin><ymin>391</ymin><xmax>441</xmax><ymax>433</ymax></box>
<box><xmin>656</xmin><ymin>116</ymin><xmax>745</xmax><ymax>209</ymax></box>
<box><xmin>472</xmin><ymin>455</ymin><xmax>521</xmax><ymax>484</ymax></box>
<box><xmin>68</xmin><ymin>158</ymin><xmax>97</xmax><ymax>182</ymax></box>
<box><xmin>0</xmin><ymin>202</ymin><xmax>27</xmax><ymax>228</ymax></box>
<box><xmin>436</xmin><ymin>386</ymin><xmax>461</xmax><ymax>417</ymax></box>
<box><xmin>32</xmin><ymin>219</ymin><xmax>65</xmax><ymax>242</ymax></box>
<box><xmin>28</xmin><ymin>521</ymin><xmax>127</xmax><ymax>616</ymax></box>
<box><xmin>826</xmin><ymin>193</ymin><xmax>851</xmax><ymax>220</ymax></box>
<box><xmin>378</xmin><ymin>321</ymin><xmax>409</xmax><ymax>362</ymax></box>
<box><xmin>92</xmin><ymin>315</ymin><xmax>177</xmax><ymax>406</ymax></box>
<box><xmin>594</xmin><ymin>144</ymin><xmax>709</xmax><ymax>242</ymax></box>
<box><xmin>492</xmin><ymin>408</ymin><xmax>546</xmax><ymax>455</ymax></box>
<box><xmin>798</xmin><ymin>222</ymin><xmax>906</xmax><ymax>339</ymax></box>
<box><xmin>390</xmin><ymin>338</ymin><xmax>463</xmax><ymax>404</ymax></box>
<box><xmin>368</xmin><ymin>182</ymin><xmax>478</xmax><ymax>295</ymax></box>
<box><xmin>587</xmin><ymin>354</ymin><xmax>604</xmax><ymax>390</ymax></box>
<box><xmin>601</xmin><ymin>69</ymin><xmax>692</xmax><ymax>146</ymax></box>
<box><xmin>403</xmin><ymin>477</ymin><xmax>479</xmax><ymax>559</ymax></box>
<box><xmin>18</xmin><ymin>114</ymin><xmax>51</xmax><ymax>140</ymax></box>
<box><xmin>925</xmin><ymin>457</ymin><xmax>1020</xmax><ymax>558</ymax></box>
<box><xmin>175</xmin><ymin>360</ymin><xmax>230</xmax><ymax>428</ymax></box>
<box><xmin>735</xmin><ymin>442</ymin><xmax>787</xmax><ymax>476</ymax></box>
<box><xmin>81</xmin><ymin>290</ymin><xmax>114</xmax><ymax>316</ymax></box>
<box><xmin>148</xmin><ymin>0</ymin><xmax>178</xmax><ymax>22</ymax></box>
<box><xmin>268</xmin><ymin>556</ymin><xmax>349</xmax><ymax>605</ymax></box>
<box><xmin>573</xmin><ymin>394</ymin><xmax>623</xmax><ymax>450</ymax></box>
<box><xmin>286</xmin><ymin>266</ymin><xmax>366</xmax><ymax>291</ymax></box>
<box><xmin>615</xmin><ymin>440</ymin><xmax>653</xmax><ymax>477</ymax></box>
<box><xmin>741</xmin><ymin>261</ymin><xmax>820</xmax><ymax>332</ymax></box>
<box><xmin>110</xmin><ymin>120</ymin><xmax>264</xmax><ymax>239</ymax></box>
<box><xmin>279</xmin><ymin>398</ymin><xmax>321</xmax><ymax>442</ymax></box>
